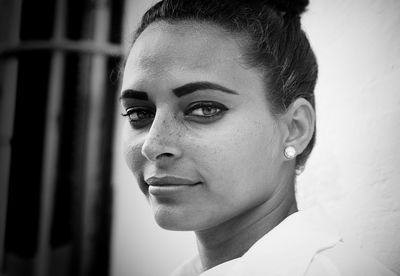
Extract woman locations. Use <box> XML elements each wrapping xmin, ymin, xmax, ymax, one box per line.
<box><xmin>119</xmin><ymin>0</ymin><xmax>397</xmax><ymax>275</ymax></box>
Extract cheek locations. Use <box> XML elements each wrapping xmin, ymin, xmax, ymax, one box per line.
<box><xmin>194</xmin><ymin>117</ymin><xmax>281</xmax><ymax>199</ymax></box>
<box><xmin>122</xmin><ymin>126</ymin><xmax>145</xmax><ymax>176</ymax></box>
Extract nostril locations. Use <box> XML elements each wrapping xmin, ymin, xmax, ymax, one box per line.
<box><xmin>156</xmin><ymin>152</ymin><xmax>174</xmax><ymax>159</ymax></box>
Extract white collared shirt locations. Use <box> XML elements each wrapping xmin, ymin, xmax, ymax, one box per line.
<box><xmin>170</xmin><ymin>207</ymin><xmax>397</xmax><ymax>276</ymax></box>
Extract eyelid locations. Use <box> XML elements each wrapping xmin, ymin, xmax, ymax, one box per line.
<box><xmin>121</xmin><ymin>106</ymin><xmax>156</xmax><ymax>130</ymax></box>
<box><xmin>121</xmin><ymin>106</ymin><xmax>153</xmax><ymax>115</ymax></box>
<box><xmin>183</xmin><ymin>101</ymin><xmax>229</xmax><ymax>124</ymax></box>
<box><xmin>185</xmin><ymin>101</ymin><xmax>228</xmax><ymax>114</ymax></box>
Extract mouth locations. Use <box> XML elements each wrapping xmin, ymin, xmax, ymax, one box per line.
<box><xmin>145</xmin><ymin>176</ymin><xmax>202</xmax><ymax>196</ymax></box>
<box><xmin>145</xmin><ymin>175</ymin><xmax>200</xmax><ymax>186</ymax></box>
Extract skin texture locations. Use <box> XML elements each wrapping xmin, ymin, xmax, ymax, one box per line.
<box><xmin>120</xmin><ymin>21</ymin><xmax>315</xmax><ymax>272</ymax></box>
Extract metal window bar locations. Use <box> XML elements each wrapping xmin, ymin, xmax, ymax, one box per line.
<box><xmin>34</xmin><ymin>0</ymin><xmax>66</xmax><ymax>275</ymax></box>
<box><xmin>80</xmin><ymin>1</ymin><xmax>112</xmax><ymax>275</ymax></box>
<box><xmin>0</xmin><ymin>0</ymin><xmax>124</xmax><ymax>275</ymax></box>
<box><xmin>0</xmin><ymin>0</ymin><xmax>23</xmax><ymax>275</ymax></box>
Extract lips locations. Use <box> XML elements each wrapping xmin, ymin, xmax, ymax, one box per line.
<box><xmin>145</xmin><ymin>176</ymin><xmax>201</xmax><ymax>186</ymax></box>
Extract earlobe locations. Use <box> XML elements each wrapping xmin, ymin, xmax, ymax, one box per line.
<box><xmin>282</xmin><ymin>98</ymin><xmax>315</xmax><ymax>156</ymax></box>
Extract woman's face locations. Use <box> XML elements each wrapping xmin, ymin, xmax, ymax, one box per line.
<box><xmin>121</xmin><ymin>22</ymin><xmax>287</xmax><ymax>231</ymax></box>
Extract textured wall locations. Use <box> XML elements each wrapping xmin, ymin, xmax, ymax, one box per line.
<box><xmin>110</xmin><ymin>1</ymin><xmax>400</xmax><ymax>275</ymax></box>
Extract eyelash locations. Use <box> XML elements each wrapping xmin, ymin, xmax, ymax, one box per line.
<box><xmin>121</xmin><ymin>107</ymin><xmax>155</xmax><ymax>128</ymax></box>
<box><xmin>121</xmin><ymin>101</ymin><xmax>228</xmax><ymax>129</ymax></box>
<box><xmin>185</xmin><ymin>101</ymin><xmax>228</xmax><ymax>118</ymax></box>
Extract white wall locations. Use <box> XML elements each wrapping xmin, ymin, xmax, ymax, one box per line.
<box><xmin>297</xmin><ymin>0</ymin><xmax>400</xmax><ymax>274</ymax></box>
<box><xmin>110</xmin><ymin>1</ymin><xmax>400</xmax><ymax>275</ymax></box>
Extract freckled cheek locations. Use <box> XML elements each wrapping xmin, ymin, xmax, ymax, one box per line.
<box><xmin>122</xmin><ymin>130</ymin><xmax>146</xmax><ymax>176</ymax></box>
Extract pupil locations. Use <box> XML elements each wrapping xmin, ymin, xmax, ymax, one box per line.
<box><xmin>130</xmin><ymin>110</ymin><xmax>151</xmax><ymax>120</ymax></box>
<box><xmin>204</xmin><ymin>107</ymin><xmax>214</xmax><ymax>115</ymax></box>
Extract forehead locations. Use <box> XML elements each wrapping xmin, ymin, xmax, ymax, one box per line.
<box><xmin>124</xmin><ymin>21</ymin><xmax>248</xmax><ymax>79</ymax></box>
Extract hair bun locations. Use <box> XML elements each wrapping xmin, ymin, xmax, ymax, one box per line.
<box><xmin>267</xmin><ymin>0</ymin><xmax>309</xmax><ymax>16</ymax></box>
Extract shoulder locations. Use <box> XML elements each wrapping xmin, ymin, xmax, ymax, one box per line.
<box><xmin>305</xmin><ymin>242</ymin><xmax>397</xmax><ymax>276</ymax></box>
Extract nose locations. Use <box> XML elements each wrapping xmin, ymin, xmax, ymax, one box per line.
<box><xmin>141</xmin><ymin>112</ymin><xmax>183</xmax><ymax>163</ymax></box>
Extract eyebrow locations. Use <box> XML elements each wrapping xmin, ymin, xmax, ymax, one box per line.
<box><xmin>119</xmin><ymin>81</ymin><xmax>239</xmax><ymax>101</ymax></box>
<box><xmin>173</xmin><ymin>81</ymin><xmax>239</xmax><ymax>97</ymax></box>
<box><xmin>119</xmin><ymin>89</ymin><xmax>149</xmax><ymax>101</ymax></box>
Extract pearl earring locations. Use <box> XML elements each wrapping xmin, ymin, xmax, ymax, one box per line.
<box><xmin>284</xmin><ymin>146</ymin><xmax>296</xmax><ymax>159</ymax></box>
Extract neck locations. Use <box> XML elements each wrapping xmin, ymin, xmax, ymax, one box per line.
<box><xmin>194</xmin><ymin>180</ymin><xmax>297</xmax><ymax>272</ymax></box>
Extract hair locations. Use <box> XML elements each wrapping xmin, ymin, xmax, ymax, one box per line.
<box><xmin>129</xmin><ymin>0</ymin><xmax>317</xmax><ymax>168</ymax></box>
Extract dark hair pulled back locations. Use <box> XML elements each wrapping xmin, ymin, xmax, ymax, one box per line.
<box><xmin>131</xmin><ymin>0</ymin><xmax>317</xmax><ymax>168</ymax></box>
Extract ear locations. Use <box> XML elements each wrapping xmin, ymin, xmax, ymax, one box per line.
<box><xmin>281</xmin><ymin>98</ymin><xmax>315</xmax><ymax>155</ymax></box>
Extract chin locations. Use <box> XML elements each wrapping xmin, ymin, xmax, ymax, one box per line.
<box><xmin>152</xmin><ymin>206</ymin><xmax>204</xmax><ymax>231</ymax></box>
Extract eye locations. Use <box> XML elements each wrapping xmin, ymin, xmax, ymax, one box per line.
<box><xmin>121</xmin><ymin>107</ymin><xmax>155</xmax><ymax>128</ymax></box>
<box><xmin>185</xmin><ymin>101</ymin><xmax>228</xmax><ymax>122</ymax></box>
